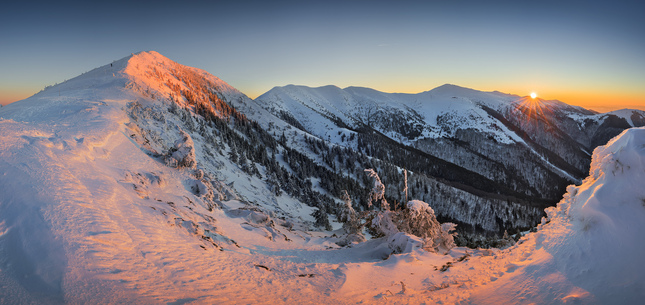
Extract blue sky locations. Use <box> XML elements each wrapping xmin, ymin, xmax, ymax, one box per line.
<box><xmin>1</xmin><ymin>0</ymin><xmax>644</xmax><ymax>111</ymax></box>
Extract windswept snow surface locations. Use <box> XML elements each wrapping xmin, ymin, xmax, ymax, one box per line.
<box><xmin>1</xmin><ymin>52</ymin><xmax>644</xmax><ymax>304</ymax></box>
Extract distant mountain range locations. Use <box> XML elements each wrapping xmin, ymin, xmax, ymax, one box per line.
<box><xmin>257</xmin><ymin>83</ymin><xmax>644</xmax><ymax>202</ymax></box>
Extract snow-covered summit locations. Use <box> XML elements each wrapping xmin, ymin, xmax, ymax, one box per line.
<box><xmin>423</xmin><ymin>83</ymin><xmax>512</xmax><ymax>100</ymax></box>
<box><xmin>122</xmin><ymin>51</ymin><xmax>244</xmax><ymax>105</ymax></box>
<box><xmin>0</xmin><ymin>51</ymin><xmax>312</xmax><ymax>303</ymax></box>
<box><xmin>26</xmin><ymin>50</ymin><xmax>245</xmax><ymax>105</ymax></box>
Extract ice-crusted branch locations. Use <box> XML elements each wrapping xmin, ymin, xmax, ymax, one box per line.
<box><xmin>403</xmin><ymin>169</ymin><xmax>408</xmax><ymax>204</ymax></box>
<box><xmin>365</xmin><ymin>168</ymin><xmax>388</xmax><ymax>210</ymax></box>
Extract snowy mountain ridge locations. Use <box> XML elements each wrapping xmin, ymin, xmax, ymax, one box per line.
<box><xmin>1</xmin><ymin>51</ymin><xmax>644</xmax><ymax>303</ymax></box>
<box><xmin>0</xmin><ymin>51</ymin><xmax>324</xmax><ymax>304</ymax></box>
<box><xmin>257</xmin><ymin>83</ymin><xmax>525</xmax><ymax>143</ymax></box>
<box><xmin>258</xmin><ymin>82</ymin><xmax>643</xmax><ymax>155</ymax></box>
<box><xmin>257</xmin><ymin>83</ymin><xmax>645</xmax><ymax>201</ymax></box>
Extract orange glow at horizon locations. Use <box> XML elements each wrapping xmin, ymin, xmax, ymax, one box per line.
<box><xmin>546</xmin><ymin>90</ymin><xmax>645</xmax><ymax>113</ymax></box>
<box><xmin>2</xmin><ymin>82</ymin><xmax>644</xmax><ymax>113</ymax></box>
<box><xmin>374</xmin><ymin>79</ymin><xmax>645</xmax><ymax>113</ymax></box>
<box><xmin>0</xmin><ymin>90</ymin><xmax>33</xmax><ymax>106</ymax></box>
<box><xmin>472</xmin><ymin>83</ymin><xmax>645</xmax><ymax>113</ymax></box>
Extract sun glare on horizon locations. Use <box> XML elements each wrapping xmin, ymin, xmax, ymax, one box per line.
<box><xmin>530</xmin><ymin>92</ymin><xmax>537</xmax><ymax>99</ymax></box>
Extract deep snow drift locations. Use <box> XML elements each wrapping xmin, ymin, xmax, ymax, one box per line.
<box><xmin>1</xmin><ymin>52</ymin><xmax>644</xmax><ymax>304</ymax></box>
<box><xmin>462</xmin><ymin>127</ymin><xmax>645</xmax><ymax>304</ymax></box>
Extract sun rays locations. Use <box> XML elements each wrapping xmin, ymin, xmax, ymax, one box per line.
<box><xmin>510</xmin><ymin>94</ymin><xmax>557</xmax><ymax>132</ymax></box>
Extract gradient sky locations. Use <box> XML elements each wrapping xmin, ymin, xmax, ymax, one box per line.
<box><xmin>1</xmin><ymin>0</ymin><xmax>644</xmax><ymax>112</ymax></box>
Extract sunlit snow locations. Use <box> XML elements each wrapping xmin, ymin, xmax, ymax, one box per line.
<box><xmin>0</xmin><ymin>52</ymin><xmax>643</xmax><ymax>304</ymax></box>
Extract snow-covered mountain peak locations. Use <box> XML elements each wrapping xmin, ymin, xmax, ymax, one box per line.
<box><xmin>602</xmin><ymin>109</ymin><xmax>645</xmax><ymax>127</ymax></box>
<box><xmin>1</xmin><ymin>51</ymin><xmax>256</xmax><ymax>124</ymax></box>
<box><xmin>121</xmin><ymin>51</ymin><xmax>244</xmax><ymax>107</ymax></box>
<box><xmin>426</xmin><ymin>83</ymin><xmax>478</xmax><ymax>95</ymax></box>
<box><xmin>126</xmin><ymin>50</ymin><xmax>171</xmax><ymax>66</ymax></box>
<box><xmin>419</xmin><ymin>84</ymin><xmax>518</xmax><ymax>109</ymax></box>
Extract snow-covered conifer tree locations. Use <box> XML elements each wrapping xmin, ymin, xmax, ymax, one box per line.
<box><xmin>339</xmin><ymin>190</ymin><xmax>361</xmax><ymax>235</ymax></box>
<box><xmin>364</xmin><ymin>169</ymin><xmax>398</xmax><ymax>237</ymax></box>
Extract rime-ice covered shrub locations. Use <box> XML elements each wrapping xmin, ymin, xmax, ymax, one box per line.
<box><xmin>363</xmin><ymin>169</ymin><xmax>457</xmax><ymax>253</ymax></box>
<box><xmin>436</xmin><ymin>222</ymin><xmax>457</xmax><ymax>253</ymax></box>
<box><xmin>165</xmin><ymin>130</ymin><xmax>196</xmax><ymax>168</ymax></box>
<box><xmin>396</xmin><ymin>200</ymin><xmax>457</xmax><ymax>253</ymax></box>
<box><xmin>372</xmin><ymin>211</ymin><xmax>399</xmax><ymax>237</ymax></box>
<box><xmin>400</xmin><ymin>200</ymin><xmax>441</xmax><ymax>238</ymax></box>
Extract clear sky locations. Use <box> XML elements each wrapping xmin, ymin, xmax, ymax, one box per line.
<box><xmin>1</xmin><ymin>0</ymin><xmax>644</xmax><ymax>112</ymax></box>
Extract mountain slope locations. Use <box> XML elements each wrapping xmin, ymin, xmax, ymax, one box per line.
<box><xmin>0</xmin><ymin>51</ymin><xmax>310</xmax><ymax>303</ymax></box>
<box><xmin>257</xmin><ymin>84</ymin><xmax>644</xmax><ymax>204</ymax></box>
<box><xmin>464</xmin><ymin>127</ymin><xmax>645</xmax><ymax>304</ymax></box>
<box><xmin>117</xmin><ymin>53</ymin><xmax>549</xmax><ymax>236</ymax></box>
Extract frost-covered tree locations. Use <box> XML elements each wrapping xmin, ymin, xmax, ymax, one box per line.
<box><xmin>371</xmin><ymin>210</ymin><xmax>398</xmax><ymax>237</ymax></box>
<box><xmin>397</xmin><ymin>200</ymin><xmax>440</xmax><ymax>240</ymax></box>
<box><xmin>437</xmin><ymin>222</ymin><xmax>457</xmax><ymax>253</ymax></box>
<box><xmin>337</xmin><ymin>190</ymin><xmax>365</xmax><ymax>245</ymax></box>
<box><xmin>364</xmin><ymin>169</ymin><xmax>398</xmax><ymax>237</ymax></box>
<box><xmin>312</xmin><ymin>207</ymin><xmax>332</xmax><ymax>231</ymax></box>
<box><xmin>395</xmin><ymin>200</ymin><xmax>457</xmax><ymax>253</ymax></box>
<box><xmin>338</xmin><ymin>190</ymin><xmax>360</xmax><ymax>232</ymax></box>
<box><xmin>364</xmin><ymin>168</ymin><xmax>388</xmax><ymax>210</ymax></box>
<box><xmin>403</xmin><ymin>169</ymin><xmax>408</xmax><ymax>204</ymax></box>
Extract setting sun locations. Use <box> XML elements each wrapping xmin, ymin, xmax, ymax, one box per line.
<box><xmin>530</xmin><ymin>92</ymin><xmax>537</xmax><ymax>99</ymax></box>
